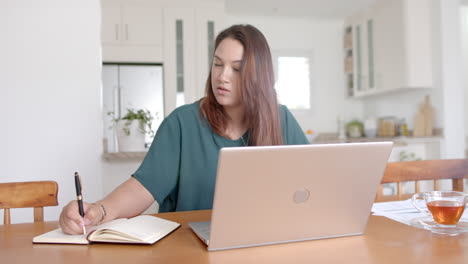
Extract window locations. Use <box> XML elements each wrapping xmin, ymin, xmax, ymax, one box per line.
<box><xmin>273</xmin><ymin>51</ymin><xmax>313</xmax><ymax>110</ymax></box>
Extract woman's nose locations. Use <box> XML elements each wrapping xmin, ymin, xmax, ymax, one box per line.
<box><xmin>218</xmin><ymin>67</ymin><xmax>231</xmax><ymax>83</ymax></box>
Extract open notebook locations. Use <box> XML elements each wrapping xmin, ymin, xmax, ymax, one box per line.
<box><xmin>33</xmin><ymin>215</ymin><xmax>180</xmax><ymax>245</ymax></box>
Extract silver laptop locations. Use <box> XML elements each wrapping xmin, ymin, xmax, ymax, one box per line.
<box><xmin>189</xmin><ymin>142</ymin><xmax>393</xmax><ymax>251</ymax></box>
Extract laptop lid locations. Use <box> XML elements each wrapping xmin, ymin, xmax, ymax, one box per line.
<box><xmin>206</xmin><ymin>142</ymin><xmax>393</xmax><ymax>251</ymax></box>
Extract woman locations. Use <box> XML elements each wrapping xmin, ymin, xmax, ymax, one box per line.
<box><xmin>60</xmin><ymin>24</ymin><xmax>308</xmax><ymax>234</ymax></box>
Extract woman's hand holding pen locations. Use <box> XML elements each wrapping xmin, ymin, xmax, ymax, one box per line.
<box><xmin>59</xmin><ymin>178</ymin><xmax>154</xmax><ymax>235</ymax></box>
<box><xmin>59</xmin><ymin>201</ymin><xmax>102</xmax><ymax>235</ymax></box>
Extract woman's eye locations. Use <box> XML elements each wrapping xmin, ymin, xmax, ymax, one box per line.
<box><xmin>233</xmin><ymin>68</ymin><xmax>240</xmax><ymax>72</ymax></box>
<box><xmin>213</xmin><ymin>63</ymin><xmax>222</xmax><ymax>67</ymax></box>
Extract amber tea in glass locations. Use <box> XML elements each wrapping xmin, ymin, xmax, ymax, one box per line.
<box><xmin>412</xmin><ymin>191</ymin><xmax>468</xmax><ymax>226</ymax></box>
<box><xmin>426</xmin><ymin>200</ymin><xmax>465</xmax><ymax>225</ymax></box>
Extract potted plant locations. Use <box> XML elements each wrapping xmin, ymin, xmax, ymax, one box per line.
<box><xmin>109</xmin><ymin>109</ymin><xmax>156</xmax><ymax>152</ymax></box>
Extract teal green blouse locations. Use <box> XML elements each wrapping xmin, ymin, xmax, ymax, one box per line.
<box><xmin>133</xmin><ymin>101</ymin><xmax>308</xmax><ymax>212</ymax></box>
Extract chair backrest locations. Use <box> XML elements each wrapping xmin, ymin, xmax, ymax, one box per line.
<box><xmin>376</xmin><ymin>159</ymin><xmax>468</xmax><ymax>202</ymax></box>
<box><xmin>0</xmin><ymin>181</ymin><xmax>58</xmax><ymax>224</ymax></box>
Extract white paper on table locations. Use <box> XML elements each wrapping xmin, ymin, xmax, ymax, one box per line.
<box><xmin>371</xmin><ymin>199</ymin><xmax>468</xmax><ymax>227</ymax></box>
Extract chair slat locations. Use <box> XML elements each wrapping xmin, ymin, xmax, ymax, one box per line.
<box><xmin>34</xmin><ymin>207</ymin><xmax>44</xmax><ymax>222</ymax></box>
<box><xmin>415</xmin><ymin>181</ymin><xmax>421</xmax><ymax>193</ymax></box>
<box><xmin>453</xmin><ymin>179</ymin><xmax>464</xmax><ymax>192</ymax></box>
<box><xmin>376</xmin><ymin>159</ymin><xmax>468</xmax><ymax>202</ymax></box>
<box><xmin>0</xmin><ymin>181</ymin><xmax>58</xmax><ymax>224</ymax></box>
<box><xmin>381</xmin><ymin>159</ymin><xmax>467</xmax><ymax>183</ymax></box>
<box><xmin>397</xmin><ymin>182</ymin><xmax>403</xmax><ymax>200</ymax></box>
<box><xmin>4</xmin><ymin>208</ymin><xmax>10</xmax><ymax>225</ymax></box>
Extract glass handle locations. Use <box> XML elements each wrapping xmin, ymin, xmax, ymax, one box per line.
<box><xmin>411</xmin><ymin>193</ymin><xmax>432</xmax><ymax>217</ymax></box>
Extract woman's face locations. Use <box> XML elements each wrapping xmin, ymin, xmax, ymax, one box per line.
<box><xmin>211</xmin><ymin>37</ymin><xmax>244</xmax><ymax>109</ymax></box>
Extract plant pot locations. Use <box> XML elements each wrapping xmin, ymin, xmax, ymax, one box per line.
<box><xmin>116</xmin><ymin>120</ymin><xmax>146</xmax><ymax>152</ymax></box>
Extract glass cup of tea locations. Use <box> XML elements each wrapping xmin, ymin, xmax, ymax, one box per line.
<box><xmin>412</xmin><ymin>191</ymin><xmax>468</xmax><ymax>226</ymax></box>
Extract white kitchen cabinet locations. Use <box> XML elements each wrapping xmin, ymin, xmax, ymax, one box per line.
<box><xmin>102</xmin><ymin>3</ymin><xmax>162</xmax><ymax>46</ymax></box>
<box><xmin>101</xmin><ymin>2</ymin><xmax>163</xmax><ymax>62</ymax></box>
<box><xmin>162</xmin><ymin>5</ymin><xmax>224</xmax><ymax>116</ymax></box>
<box><xmin>372</xmin><ymin>0</ymin><xmax>433</xmax><ymax>93</ymax></box>
<box><xmin>101</xmin><ymin>5</ymin><xmax>121</xmax><ymax>45</ymax></box>
<box><xmin>344</xmin><ymin>10</ymin><xmax>376</xmax><ymax>98</ymax></box>
<box><xmin>344</xmin><ymin>0</ymin><xmax>433</xmax><ymax>98</ymax></box>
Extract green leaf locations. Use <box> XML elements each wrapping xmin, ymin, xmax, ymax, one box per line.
<box><xmin>108</xmin><ymin>108</ymin><xmax>157</xmax><ymax>137</ymax></box>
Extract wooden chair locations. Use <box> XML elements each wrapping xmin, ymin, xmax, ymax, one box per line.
<box><xmin>375</xmin><ymin>159</ymin><xmax>468</xmax><ymax>202</ymax></box>
<box><xmin>0</xmin><ymin>181</ymin><xmax>58</xmax><ymax>224</ymax></box>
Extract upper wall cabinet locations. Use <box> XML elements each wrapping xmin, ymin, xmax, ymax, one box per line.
<box><xmin>344</xmin><ymin>0</ymin><xmax>433</xmax><ymax>98</ymax></box>
<box><xmin>101</xmin><ymin>2</ymin><xmax>164</xmax><ymax>62</ymax></box>
<box><xmin>102</xmin><ymin>4</ymin><xmax>162</xmax><ymax>46</ymax></box>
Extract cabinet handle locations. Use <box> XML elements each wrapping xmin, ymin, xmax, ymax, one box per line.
<box><xmin>115</xmin><ymin>24</ymin><xmax>119</xmax><ymax>41</ymax></box>
<box><xmin>125</xmin><ymin>24</ymin><xmax>128</xmax><ymax>41</ymax></box>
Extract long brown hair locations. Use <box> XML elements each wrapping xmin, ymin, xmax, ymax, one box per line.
<box><xmin>200</xmin><ymin>24</ymin><xmax>283</xmax><ymax>146</ymax></box>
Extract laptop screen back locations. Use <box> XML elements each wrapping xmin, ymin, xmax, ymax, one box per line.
<box><xmin>208</xmin><ymin>142</ymin><xmax>393</xmax><ymax>251</ymax></box>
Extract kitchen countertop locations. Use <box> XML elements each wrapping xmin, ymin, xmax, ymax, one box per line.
<box><xmin>312</xmin><ymin>134</ymin><xmax>443</xmax><ymax>146</ymax></box>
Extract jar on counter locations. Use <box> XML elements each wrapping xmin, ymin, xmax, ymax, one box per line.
<box><xmin>400</xmin><ymin>119</ymin><xmax>409</xmax><ymax>136</ymax></box>
<box><xmin>364</xmin><ymin>118</ymin><xmax>377</xmax><ymax>138</ymax></box>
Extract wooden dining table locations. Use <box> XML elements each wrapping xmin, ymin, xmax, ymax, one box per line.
<box><xmin>1</xmin><ymin>209</ymin><xmax>467</xmax><ymax>264</ymax></box>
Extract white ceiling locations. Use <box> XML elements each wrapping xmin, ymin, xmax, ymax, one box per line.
<box><xmin>225</xmin><ymin>0</ymin><xmax>379</xmax><ymax>19</ymax></box>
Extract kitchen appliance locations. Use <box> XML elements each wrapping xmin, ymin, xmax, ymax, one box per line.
<box><xmin>102</xmin><ymin>64</ymin><xmax>164</xmax><ymax>152</ymax></box>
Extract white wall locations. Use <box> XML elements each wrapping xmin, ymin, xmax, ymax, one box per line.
<box><xmin>461</xmin><ymin>6</ymin><xmax>468</xmax><ymax>149</ymax></box>
<box><xmin>437</xmin><ymin>0</ymin><xmax>466</xmax><ymax>158</ymax></box>
<box><xmin>225</xmin><ymin>15</ymin><xmax>364</xmax><ymax>133</ymax></box>
<box><xmin>1</xmin><ymin>0</ymin><xmax>103</xmax><ymax>223</ymax></box>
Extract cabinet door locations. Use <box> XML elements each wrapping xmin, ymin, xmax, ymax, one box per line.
<box><xmin>194</xmin><ymin>7</ymin><xmax>224</xmax><ymax>101</ymax></box>
<box><xmin>371</xmin><ymin>0</ymin><xmax>433</xmax><ymax>91</ymax></box>
<box><xmin>163</xmin><ymin>8</ymin><xmax>196</xmax><ymax>115</ymax></box>
<box><xmin>123</xmin><ymin>5</ymin><xmax>163</xmax><ymax>46</ymax></box>
<box><xmin>354</xmin><ymin>15</ymin><xmax>376</xmax><ymax>96</ymax></box>
<box><xmin>372</xmin><ymin>0</ymin><xmax>405</xmax><ymax>92</ymax></box>
<box><xmin>101</xmin><ymin>5</ymin><xmax>122</xmax><ymax>45</ymax></box>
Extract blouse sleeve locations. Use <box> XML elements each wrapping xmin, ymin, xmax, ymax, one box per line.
<box><xmin>280</xmin><ymin>105</ymin><xmax>309</xmax><ymax>145</ymax></box>
<box><xmin>132</xmin><ymin>114</ymin><xmax>181</xmax><ymax>212</ymax></box>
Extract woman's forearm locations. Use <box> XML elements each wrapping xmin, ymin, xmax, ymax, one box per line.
<box><xmin>98</xmin><ymin>177</ymin><xmax>155</xmax><ymax>222</ymax></box>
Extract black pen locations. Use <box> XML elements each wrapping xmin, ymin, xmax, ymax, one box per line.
<box><xmin>74</xmin><ymin>172</ymin><xmax>86</xmax><ymax>235</ymax></box>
